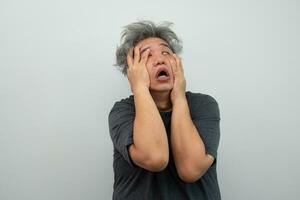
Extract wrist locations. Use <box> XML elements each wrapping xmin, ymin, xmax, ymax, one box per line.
<box><xmin>172</xmin><ymin>97</ymin><xmax>188</xmax><ymax>110</ymax></box>
<box><xmin>132</xmin><ymin>85</ymin><xmax>150</xmax><ymax>96</ymax></box>
<box><xmin>171</xmin><ymin>93</ymin><xmax>186</xmax><ymax>105</ymax></box>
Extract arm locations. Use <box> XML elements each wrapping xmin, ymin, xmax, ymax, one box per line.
<box><xmin>129</xmin><ymin>87</ymin><xmax>169</xmax><ymax>171</ymax></box>
<box><xmin>171</xmin><ymin>97</ymin><xmax>214</xmax><ymax>183</ymax></box>
<box><xmin>127</xmin><ymin>46</ymin><xmax>169</xmax><ymax>172</ymax></box>
<box><xmin>169</xmin><ymin>54</ymin><xmax>214</xmax><ymax>182</ymax></box>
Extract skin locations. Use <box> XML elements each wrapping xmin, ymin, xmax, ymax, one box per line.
<box><xmin>127</xmin><ymin>38</ymin><xmax>175</xmax><ymax>111</ymax></box>
<box><xmin>126</xmin><ymin>37</ymin><xmax>214</xmax><ymax>182</ymax></box>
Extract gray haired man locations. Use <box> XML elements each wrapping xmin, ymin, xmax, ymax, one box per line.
<box><xmin>109</xmin><ymin>20</ymin><xmax>221</xmax><ymax>200</ymax></box>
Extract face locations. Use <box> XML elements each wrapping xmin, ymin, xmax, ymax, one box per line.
<box><xmin>136</xmin><ymin>37</ymin><xmax>175</xmax><ymax>92</ymax></box>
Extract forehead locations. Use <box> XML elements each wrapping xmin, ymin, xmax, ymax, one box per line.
<box><xmin>137</xmin><ymin>37</ymin><xmax>170</xmax><ymax>50</ymax></box>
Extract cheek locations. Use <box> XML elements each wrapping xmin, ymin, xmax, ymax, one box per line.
<box><xmin>167</xmin><ymin>55</ymin><xmax>175</xmax><ymax>65</ymax></box>
<box><xmin>145</xmin><ymin>63</ymin><xmax>153</xmax><ymax>75</ymax></box>
<box><xmin>146</xmin><ymin>57</ymin><xmax>153</xmax><ymax>66</ymax></box>
<box><xmin>165</xmin><ymin>55</ymin><xmax>173</xmax><ymax>65</ymax></box>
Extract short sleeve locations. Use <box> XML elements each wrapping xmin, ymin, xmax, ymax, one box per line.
<box><xmin>191</xmin><ymin>95</ymin><xmax>221</xmax><ymax>159</ymax></box>
<box><xmin>108</xmin><ymin>100</ymin><xmax>136</xmax><ymax>166</ymax></box>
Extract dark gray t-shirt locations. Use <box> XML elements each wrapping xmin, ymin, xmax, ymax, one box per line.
<box><xmin>108</xmin><ymin>91</ymin><xmax>221</xmax><ymax>200</ymax></box>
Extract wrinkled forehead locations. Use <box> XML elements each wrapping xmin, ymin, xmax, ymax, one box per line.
<box><xmin>141</xmin><ymin>43</ymin><xmax>171</xmax><ymax>54</ymax></box>
<box><xmin>138</xmin><ymin>38</ymin><xmax>172</xmax><ymax>54</ymax></box>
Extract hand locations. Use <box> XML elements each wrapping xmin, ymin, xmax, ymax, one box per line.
<box><xmin>169</xmin><ymin>54</ymin><xmax>186</xmax><ymax>104</ymax></box>
<box><xmin>126</xmin><ymin>45</ymin><xmax>151</xmax><ymax>94</ymax></box>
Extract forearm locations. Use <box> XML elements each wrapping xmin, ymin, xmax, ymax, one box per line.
<box><xmin>171</xmin><ymin>97</ymin><xmax>212</xmax><ymax>182</ymax></box>
<box><xmin>132</xmin><ymin>87</ymin><xmax>169</xmax><ymax>165</ymax></box>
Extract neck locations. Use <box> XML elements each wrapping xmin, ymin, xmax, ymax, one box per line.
<box><xmin>150</xmin><ymin>90</ymin><xmax>172</xmax><ymax>112</ymax></box>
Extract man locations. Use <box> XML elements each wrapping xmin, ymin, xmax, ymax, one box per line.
<box><xmin>109</xmin><ymin>20</ymin><xmax>221</xmax><ymax>200</ymax></box>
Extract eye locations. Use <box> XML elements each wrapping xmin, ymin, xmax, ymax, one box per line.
<box><xmin>162</xmin><ymin>51</ymin><xmax>170</xmax><ymax>55</ymax></box>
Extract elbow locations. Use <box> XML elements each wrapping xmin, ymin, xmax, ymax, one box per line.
<box><xmin>129</xmin><ymin>144</ymin><xmax>169</xmax><ymax>172</ymax></box>
<box><xmin>176</xmin><ymin>155</ymin><xmax>214</xmax><ymax>183</ymax></box>
<box><xmin>145</xmin><ymin>153</ymin><xmax>169</xmax><ymax>172</ymax></box>
<box><xmin>178</xmin><ymin>173</ymin><xmax>201</xmax><ymax>183</ymax></box>
<box><xmin>177</xmin><ymin>165</ymin><xmax>206</xmax><ymax>183</ymax></box>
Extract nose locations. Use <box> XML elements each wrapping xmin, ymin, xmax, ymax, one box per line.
<box><xmin>152</xmin><ymin>54</ymin><xmax>165</xmax><ymax>66</ymax></box>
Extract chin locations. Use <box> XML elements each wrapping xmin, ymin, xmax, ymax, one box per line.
<box><xmin>149</xmin><ymin>78</ymin><xmax>174</xmax><ymax>92</ymax></box>
<box><xmin>149</xmin><ymin>85</ymin><xmax>173</xmax><ymax>92</ymax></box>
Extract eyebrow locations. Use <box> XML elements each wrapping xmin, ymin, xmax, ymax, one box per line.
<box><xmin>140</xmin><ymin>43</ymin><xmax>171</xmax><ymax>55</ymax></box>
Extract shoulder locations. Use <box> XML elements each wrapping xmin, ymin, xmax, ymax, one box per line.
<box><xmin>186</xmin><ymin>91</ymin><xmax>218</xmax><ymax>106</ymax></box>
<box><xmin>110</xmin><ymin>95</ymin><xmax>134</xmax><ymax>110</ymax></box>
<box><xmin>186</xmin><ymin>91</ymin><xmax>220</xmax><ymax>119</ymax></box>
<box><xmin>108</xmin><ymin>95</ymin><xmax>135</xmax><ymax>118</ymax></box>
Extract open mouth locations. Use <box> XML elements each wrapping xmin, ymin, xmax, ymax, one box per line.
<box><xmin>155</xmin><ymin>68</ymin><xmax>170</xmax><ymax>81</ymax></box>
<box><xmin>158</xmin><ymin>70</ymin><xmax>168</xmax><ymax>77</ymax></box>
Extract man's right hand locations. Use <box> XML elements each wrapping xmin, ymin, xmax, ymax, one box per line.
<box><xmin>126</xmin><ymin>45</ymin><xmax>151</xmax><ymax>94</ymax></box>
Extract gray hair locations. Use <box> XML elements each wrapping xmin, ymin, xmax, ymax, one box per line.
<box><xmin>114</xmin><ymin>20</ymin><xmax>183</xmax><ymax>76</ymax></box>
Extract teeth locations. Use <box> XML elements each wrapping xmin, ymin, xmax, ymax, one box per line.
<box><xmin>158</xmin><ymin>70</ymin><xmax>168</xmax><ymax>77</ymax></box>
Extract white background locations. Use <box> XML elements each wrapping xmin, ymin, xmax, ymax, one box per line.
<box><xmin>1</xmin><ymin>0</ymin><xmax>299</xmax><ymax>199</ymax></box>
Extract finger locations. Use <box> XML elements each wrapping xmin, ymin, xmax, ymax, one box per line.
<box><xmin>168</xmin><ymin>56</ymin><xmax>177</xmax><ymax>82</ymax></box>
<box><xmin>169</xmin><ymin>55</ymin><xmax>176</xmax><ymax>73</ymax></box>
<box><xmin>127</xmin><ymin>48</ymin><xmax>134</xmax><ymax>68</ymax></box>
<box><xmin>173</xmin><ymin>54</ymin><xmax>183</xmax><ymax>72</ymax></box>
<box><xmin>171</xmin><ymin>54</ymin><xmax>179</xmax><ymax>71</ymax></box>
<box><xmin>140</xmin><ymin>49</ymin><xmax>150</xmax><ymax>64</ymax></box>
<box><xmin>133</xmin><ymin>44</ymin><xmax>141</xmax><ymax>64</ymax></box>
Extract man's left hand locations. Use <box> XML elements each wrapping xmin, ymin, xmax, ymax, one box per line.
<box><xmin>169</xmin><ymin>54</ymin><xmax>186</xmax><ymax>104</ymax></box>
